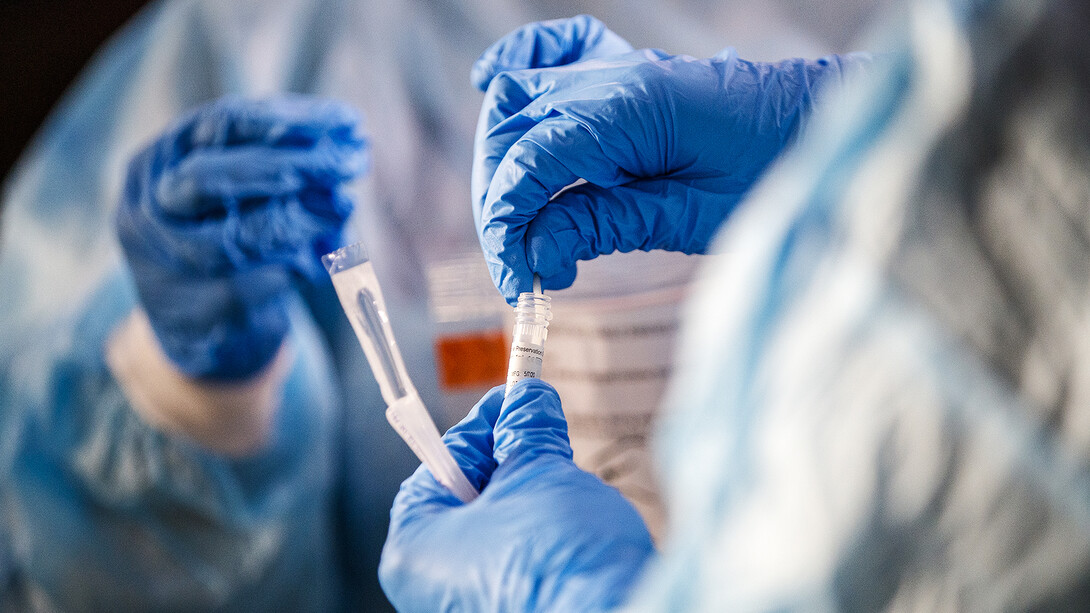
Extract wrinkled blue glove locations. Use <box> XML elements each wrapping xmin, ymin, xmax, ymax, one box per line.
<box><xmin>116</xmin><ymin>96</ymin><xmax>368</xmax><ymax>379</ymax></box>
<box><xmin>473</xmin><ymin>21</ymin><xmax>870</xmax><ymax>304</ymax></box>
<box><xmin>379</xmin><ymin>380</ymin><xmax>654</xmax><ymax>613</ymax></box>
<box><xmin>470</xmin><ymin>15</ymin><xmax>633</xmax><ymax>91</ymax></box>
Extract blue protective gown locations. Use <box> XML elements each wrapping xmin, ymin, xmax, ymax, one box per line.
<box><xmin>630</xmin><ymin>0</ymin><xmax>1090</xmax><ymax>608</ymax></box>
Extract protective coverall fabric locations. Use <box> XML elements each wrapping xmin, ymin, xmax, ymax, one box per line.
<box><xmin>2</xmin><ymin>275</ymin><xmax>342</xmax><ymax>611</ymax></box>
<box><xmin>631</xmin><ymin>0</ymin><xmax>1090</xmax><ymax>609</ymax></box>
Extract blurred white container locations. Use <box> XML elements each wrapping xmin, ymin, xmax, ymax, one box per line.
<box><xmin>542</xmin><ymin>250</ymin><xmax>702</xmax><ymax>542</ymax></box>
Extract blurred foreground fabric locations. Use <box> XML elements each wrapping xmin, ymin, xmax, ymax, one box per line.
<box><xmin>635</xmin><ymin>0</ymin><xmax>1090</xmax><ymax>609</ymax></box>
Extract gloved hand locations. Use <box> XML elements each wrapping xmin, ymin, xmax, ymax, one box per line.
<box><xmin>470</xmin><ymin>14</ymin><xmax>633</xmax><ymax>91</ymax></box>
<box><xmin>473</xmin><ymin>32</ymin><xmax>870</xmax><ymax>304</ymax></box>
<box><xmin>379</xmin><ymin>380</ymin><xmax>655</xmax><ymax>613</ymax></box>
<box><xmin>116</xmin><ymin>96</ymin><xmax>367</xmax><ymax>379</ymax></box>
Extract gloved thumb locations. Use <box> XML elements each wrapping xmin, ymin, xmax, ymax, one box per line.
<box><xmin>492</xmin><ymin>379</ymin><xmax>573</xmax><ymax>471</ymax></box>
<box><xmin>440</xmin><ymin>385</ymin><xmax>506</xmax><ymax>491</ymax></box>
<box><xmin>471</xmin><ymin>15</ymin><xmax>633</xmax><ymax>91</ymax></box>
<box><xmin>391</xmin><ymin>386</ymin><xmax>506</xmax><ymax>517</ymax></box>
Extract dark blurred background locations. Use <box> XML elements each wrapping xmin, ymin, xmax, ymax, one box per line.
<box><xmin>0</xmin><ymin>0</ymin><xmax>149</xmax><ymax>181</ymax></box>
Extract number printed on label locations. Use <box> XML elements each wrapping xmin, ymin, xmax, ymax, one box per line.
<box><xmin>506</xmin><ymin>341</ymin><xmax>545</xmax><ymax>385</ymax></box>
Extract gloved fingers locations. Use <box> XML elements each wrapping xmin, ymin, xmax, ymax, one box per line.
<box><xmin>150</xmin><ymin>186</ymin><xmax>351</xmax><ymax>276</ymax></box>
<box><xmin>488</xmin><ymin>114</ymin><xmax>634</xmax><ymax>206</ymax></box>
<box><xmin>173</xmin><ymin>95</ymin><xmax>364</xmax><ymax>152</ymax></box>
<box><xmin>224</xmin><ymin>187</ymin><xmax>351</xmax><ymax>271</ymax></box>
<box><xmin>471</xmin><ymin>15</ymin><xmax>634</xmax><ymax>91</ymax></box>
<box><xmin>154</xmin><ymin>143</ymin><xmax>366</xmax><ymax>217</ymax></box>
<box><xmin>471</xmin><ymin>108</ymin><xmax>537</xmax><ymax>234</ymax></box>
<box><xmin>473</xmin><ymin>62</ymin><xmax>636</xmax><ymax>218</ymax></box>
<box><xmin>440</xmin><ymin>385</ymin><xmax>506</xmax><ymax>491</ymax></box>
<box><xmin>523</xmin><ymin>178</ymin><xmax>734</xmax><ymax>286</ymax></box>
<box><xmin>389</xmin><ymin>386</ymin><xmax>506</xmax><ymax>526</ymax></box>
<box><xmin>130</xmin><ymin>264</ymin><xmax>292</xmax><ymax>379</ymax></box>
<box><xmin>492</xmin><ymin>379</ymin><xmax>573</xmax><ymax>471</ymax></box>
<box><xmin>475</xmin><ymin>55</ymin><xmax>622</xmax><ymax>166</ymax></box>
<box><xmin>479</xmin><ymin>117</ymin><xmax>630</xmax><ymax>302</ymax></box>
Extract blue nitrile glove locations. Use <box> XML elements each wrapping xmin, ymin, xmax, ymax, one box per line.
<box><xmin>473</xmin><ymin>40</ymin><xmax>870</xmax><ymax>304</ymax></box>
<box><xmin>379</xmin><ymin>380</ymin><xmax>655</xmax><ymax>613</ymax></box>
<box><xmin>470</xmin><ymin>15</ymin><xmax>633</xmax><ymax>91</ymax></box>
<box><xmin>116</xmin><ymin>96</ymin><xmax>368</xmax><ymax>379</ymax></box>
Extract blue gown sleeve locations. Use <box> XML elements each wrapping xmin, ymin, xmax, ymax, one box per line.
<box><xmin>0</xmin><ymin>0</ymin><xmax>350</xmax><ymax>607</ymax></box>
<box><xmin>1</xmin><ymin>273</ymin><xmax>344</xmax><ymax>611</ymax></box>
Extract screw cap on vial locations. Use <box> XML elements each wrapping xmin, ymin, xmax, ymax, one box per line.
<box><xmin>514</xmin><ymin>292</ymin><xmax>552</xmax><ymax>325</ymax></box>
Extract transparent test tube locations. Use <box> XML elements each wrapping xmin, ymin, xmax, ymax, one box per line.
<box><xmin>506</xmin><ymin>276</ymin><xmax>552</xmax><ymax>394</ymax></box>
<box><xmin>323</xmin><ymin>243</ymin><xmax>478</xmax><ymax>503</ymax></box>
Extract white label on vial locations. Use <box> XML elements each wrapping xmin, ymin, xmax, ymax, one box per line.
<box><xmin>506</xmin><ymin>341</ymin><xmax>545</xmax><ymax>387</ymax></box>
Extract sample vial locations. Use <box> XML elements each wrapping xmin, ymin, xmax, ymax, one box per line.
<box><xmin>505</xmin><ymin>279</ymin><xmax>552</xmax><ymax>394</ymax></box>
